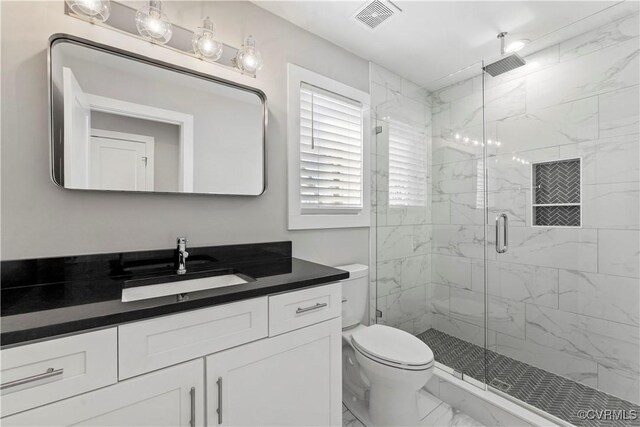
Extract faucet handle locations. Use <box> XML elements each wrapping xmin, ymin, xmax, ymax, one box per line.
<box><xmin>177</xmin><ymin>237</ymin><xmax>188</xmax><ymax>244</ymax></box>
<box><xmin>183</xmin><ymin>251</ymin><xmax>189</xmax><ymax>258</ymax></box>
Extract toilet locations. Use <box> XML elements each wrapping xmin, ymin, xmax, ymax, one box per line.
<box><xmin>338</xmin><ymin>264</ymin><xmax>434</xmax><ymax>427</ymax></box>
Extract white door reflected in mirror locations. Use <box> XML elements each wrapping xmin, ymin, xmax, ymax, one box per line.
<box><xmin>89</xmin><ymin>130</ymin><xmax>154</xmax><ymax>192</ymax></box>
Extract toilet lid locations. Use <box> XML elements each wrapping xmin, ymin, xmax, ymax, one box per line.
<box><xmin>351</xmin><ymin>324</ymin><xmax>434</xmax><ymax>367</ymax></box>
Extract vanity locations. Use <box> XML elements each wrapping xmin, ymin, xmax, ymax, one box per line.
<box><xmin>0</xmin><ymin>242</ymin><xmax>348</xmax><ymax>426</ymax></box>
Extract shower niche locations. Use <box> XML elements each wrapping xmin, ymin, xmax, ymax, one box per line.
<box><xmin>532</xmin><ymin>158</ymin><xmax>581</xmax><ymax>227</ymax></box>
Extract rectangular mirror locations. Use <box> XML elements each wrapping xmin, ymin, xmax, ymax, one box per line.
<box><xmin>49</xmin><ymin>35</ymin><xmax>266</xmax><ymax>195</ymax></box>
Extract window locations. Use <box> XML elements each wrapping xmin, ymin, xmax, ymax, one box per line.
<box><xmin>287</xmin><ymin>64</ymin><xmax>370</xmax><ymax>230</ymax></box>
<box><xmin>300</xmin><ymin>83</ymin><xmax>363</xmax><ymax>212</ymax></box>
<box><xmin>387</xmin><ymin>119</ymin><xmax>427</xmax><ymax>207</ymax></box>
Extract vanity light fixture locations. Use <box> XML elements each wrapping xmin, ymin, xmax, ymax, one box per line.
<box><xmin>65</xmin><ymin>0</ymin><xmax>110</xmax><ymax>22</ymax></box>
<box><xmin>234</xmin><ymin>35</ymin><xmax>264</xmax><ymax>74</ymax></box>
<box><xmin>135</xmin><ymin>0</ymin><xmax>172</xmax><ymax>45</ymax></box>
<box><xmin>192</xmin><ymin>16</ymin><xmax>223</xmax><ymax>61</ymax></box>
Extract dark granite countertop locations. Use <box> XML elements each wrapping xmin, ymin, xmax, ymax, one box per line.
<box><xmin>1</xmin><ymin>242</ymin><xmax>349</xmax><ymax>346</ymax></box>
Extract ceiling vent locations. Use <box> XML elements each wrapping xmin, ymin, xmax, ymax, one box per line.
<box><xmin>353</xmin><ymin>0</ymin><xmax>400</xmax><ymax>31</ymax></box>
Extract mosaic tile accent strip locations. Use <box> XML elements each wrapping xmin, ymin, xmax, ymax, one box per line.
<box><xmin>534</xmin><ymin>159</ymin><xmax>581</xmax><ymax>205</ymax></box>
<box><xmin>535</xmin><ymin>205</ymin><xmax>581</xmax><ymax>227</ymax></box>
<box><xmin>417</xmin><ymin>328</ymin><xmax>640</xmax><ymax>427</ymax></box>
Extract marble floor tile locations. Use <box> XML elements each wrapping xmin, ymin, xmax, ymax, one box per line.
<box><xmin>421</xmin><ymin>401</ymin><xmax>485</xmax><ymax>427</ymax></box>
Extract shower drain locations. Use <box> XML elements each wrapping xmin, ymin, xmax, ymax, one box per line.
<box><xmin>489</xmin><ymin>378</ymin><xmax>512</xmax><ymax>392</ymax></box>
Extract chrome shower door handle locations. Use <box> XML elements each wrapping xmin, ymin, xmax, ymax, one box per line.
<box><xmin>495</xmin><ymin>213</ymin><xmax>509</xmax><ymax>254</ymax></box>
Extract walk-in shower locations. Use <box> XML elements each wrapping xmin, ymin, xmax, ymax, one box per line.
<box><xmin>371</xmin><ymin>2</ymin><xmax>639</xmax><ymax>425</ymax></box>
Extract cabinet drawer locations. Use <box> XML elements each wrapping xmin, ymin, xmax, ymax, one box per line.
<box><xmin>2</xmin><ymin>359</ymin><xmax>204</xmax><ymax>427</ymax></box>
<box><xmin>118</xmin><ymin>297</ymin><xmax>268</xmax><ymax>379</ymax></box>
<box><xmin>1</xmin><ymin>328</ymin><xmax>117</xmax><ymax>417</ymax></box>
<box><xmin>268</xmin><ymin>283</ymin><xmax>341</xmax><ymax>336</ymax></box>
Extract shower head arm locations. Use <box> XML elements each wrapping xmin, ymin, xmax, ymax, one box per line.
<box><xmin>497</xmin><ymin>32</ymin><xmax>508</xmax><ymax>55</ymax></box>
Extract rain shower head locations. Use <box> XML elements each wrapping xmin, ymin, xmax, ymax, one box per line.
<box><xmin>484</xmin><ymin>53</ymin><xmax>526</xmax><ymax>77</ymax></box>
<box><xmin>483</xmin><ymin>32</ymin><xmax>526</xmax><ymax>77</ymax></box>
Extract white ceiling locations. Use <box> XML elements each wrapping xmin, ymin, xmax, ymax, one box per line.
<box><xmin>254</xmin><ymin>0</ymin><xmax>637</xmax><ymax>88</ymax></box>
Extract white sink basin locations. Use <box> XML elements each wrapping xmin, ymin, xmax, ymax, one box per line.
<box><xmin>122</xmin><ymin>274</ymin><xmax>249</xmax><ymax>302</ymax></box>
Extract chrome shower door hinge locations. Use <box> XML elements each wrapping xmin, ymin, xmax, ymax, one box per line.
<box><xmin>375</xmin><ymin>126</ymin><xmax>383</xmax><ymax>134</ymax></box>
<box><xmin>376</xmin><ymin>309</ymin><xmax>382</xmax><ymax>318</ymax></box>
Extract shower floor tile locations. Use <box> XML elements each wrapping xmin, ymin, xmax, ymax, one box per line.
<box><xmin>417</xmin><ymin>328</ymin><xmax>640</xmax><ymax>427</ymax></box>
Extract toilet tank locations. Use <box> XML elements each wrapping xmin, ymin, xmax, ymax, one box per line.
<box><xmin>336</xmin><ymin>264</ymin><xmax>369</xmax><ymax>329</ymax></box>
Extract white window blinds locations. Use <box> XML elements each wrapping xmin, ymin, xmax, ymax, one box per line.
<box><xmin>299</xmin><ymin>82</ymin><xmax>364</xmax><ymax>213</ymax></box>
<box><xmin>388</xmin><ymin>119</ymin><xmax>427</xmax><ymax>207</ymax></box>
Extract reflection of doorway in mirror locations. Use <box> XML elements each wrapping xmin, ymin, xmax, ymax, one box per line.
<box><xmin>89</xmin><ymin>129</ymin><xmax>155</xmax><ymax>191</ymax></box>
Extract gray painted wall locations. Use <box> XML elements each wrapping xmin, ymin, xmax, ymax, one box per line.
<box><xmin>0</xmin><ymin>1</ymin><xmax>370</xmax><ymax>266</ymax></box>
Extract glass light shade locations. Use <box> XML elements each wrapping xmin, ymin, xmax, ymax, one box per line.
<box><xmin>135</xmin><ymin>0</ymin><xmax>172</xmax><ymax>44</ymax></box>
<box><xmin>66</xmin><ymin>0</ymin><xmax>110</xmax><ymax>21</ymax></box>
<box><xmin>235</xmin><ymin>35</ymin><xmax>263</xmax><ymax>74</ymax></box>
<box><xmin>192</xmin><ymin>17</ymin><xmax>223</xmax><ymax>61</ymax></box>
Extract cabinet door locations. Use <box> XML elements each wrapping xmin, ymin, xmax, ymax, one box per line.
<box><xmin>206</xmin><ymin>317</ymin><xmax>342</xmax><ymax>427</ymax></box>
<box><xmin>2</xmin><ymin>359</ymin><xmax>204</xmax><ymax>427</ymax></box>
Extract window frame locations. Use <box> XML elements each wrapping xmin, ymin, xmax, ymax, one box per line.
<box><xmin>287</xmin><ymin>64</ymin><xmax>371</xmax><ymax>230</ymax></box>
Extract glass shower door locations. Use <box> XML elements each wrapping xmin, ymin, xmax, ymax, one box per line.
<box><xmin>484</xmin><ymin>6</ymin><xmax>640</xmax><ymax>423</ymax></box>
<box><xmin>371</xmin><ymin>61</ymin><xmax>489</xmax><ymax>389</ymax></box>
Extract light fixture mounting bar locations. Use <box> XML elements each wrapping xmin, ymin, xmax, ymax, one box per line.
<box><xmin>65</xmin><ymin>0</ymin><xmax>255</xmax><ymax>77</ymax></box>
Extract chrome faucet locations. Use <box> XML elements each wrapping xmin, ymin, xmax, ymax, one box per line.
<box><xmin>176</xmin><ymin>237</ymin><xmax>189</xmax><ymax>275</ymax></box>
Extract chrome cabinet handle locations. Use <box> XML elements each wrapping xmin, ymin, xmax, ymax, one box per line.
<box><xmin>216</xmin><ymin>377</ymin><xmax>223</xmax><ymax>425</ymax></box>
<box><xmin>0</xmin><ymin>368</ymin><xmax>63</xmax><ymax>390</ymax></box>
<box><xmin>295</xmin><ymin>302</ymin><xmax>328</xmax><ymax>314</ymax></box>
<box><xmin>189</xmin><ymin>387</ymin><xmax>196</xmax><ymax>427</ymax></box>
<box><xmin>495</xmin><ymin>213</ymin><xmax>509</xmax><ymax>254</ymax></box>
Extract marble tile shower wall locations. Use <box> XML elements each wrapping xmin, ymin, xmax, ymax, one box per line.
<box><xmin>370</xmin><ymin>63</ymin><xmax>433</xmax><ymax>335</ymax></box>
<box><xmin>429</xmin><ymin>12</ymin><xmax>640</xmax><ymax>404</ymax></box>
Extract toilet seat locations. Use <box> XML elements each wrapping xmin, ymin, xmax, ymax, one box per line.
<box><xmin>351</xmin><ymin>324</ymin><xmax>434</xmax><ymax>371</ymax></box>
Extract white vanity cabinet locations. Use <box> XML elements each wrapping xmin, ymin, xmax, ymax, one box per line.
<box><xmin>206</xmin><ymin>317</ymin><xmax>342</xmax><ymax>427</ymax></box>
<box><xmin>0</xmin><ymin>283</ymin><xmax>342</xmax><ymax>427</ymax></box>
